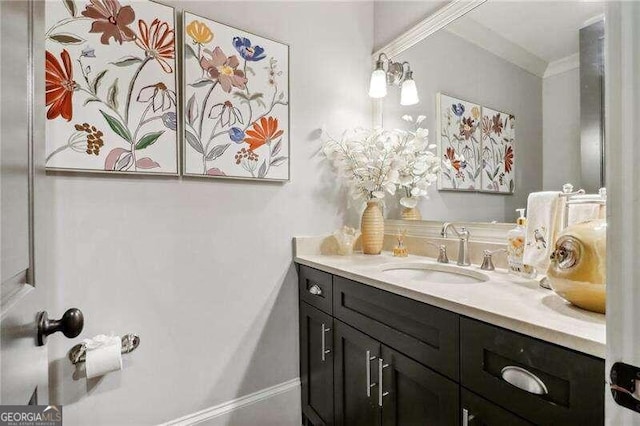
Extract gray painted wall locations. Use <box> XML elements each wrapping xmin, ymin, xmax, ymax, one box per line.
<box><xmin>381</xmin><ymin>29</ymin><xmax>543</xmax><ymax>223</ymax></box>
<box><xmin>543</xmin><ymin>68</ymin><xmax>581</xmax><ymax>190</ymax></box>
<box><xmin>46</xmin><ymin>2</ymin><xmax>373</xmax><ymax>424</ymax></box>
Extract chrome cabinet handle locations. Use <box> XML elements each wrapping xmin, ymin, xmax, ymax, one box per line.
<box><xmin>462</xmin><ymin>408</ymin><xmax>475</xmax><ymax>426</ymax></box>
<box><xmin>321</xmin><ymin>323</ymin><xmax>331</xmax><ymax>362</ymax></box>
<box><xmin>308</xmin><ymin>283</ymin><xmax>323</xmax><ymax>296</ymax></box>
<box><xmin>378</xmin><ymin>358</ymin><xmax>389</xmax><ymax>407</ymax></box>
<box><xmin>366</xmin><ymin>350</ymin><xmax>377</xmax><ymax>397</ymax></box>
<box><xmin>500</xmin><ymin>365</ymin><xmax>549</xmax><ymax>395</ymax></box>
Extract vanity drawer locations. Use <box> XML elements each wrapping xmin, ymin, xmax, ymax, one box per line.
<box><xmin>299</xmin><ymin>265</ymin><xmax>333</xmax><ymax>315</ymax></box>
<box><xmin>460</xmin><ymin>318</ymin><xmax>604</xmax><ymax>425</ymax></box>
<box><xmin>333</xmin><ymin>276</ymin><xmax>459</xmax><ymax>380</ymax></box>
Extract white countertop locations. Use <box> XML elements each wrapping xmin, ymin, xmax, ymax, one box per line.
<box><xmin>295</xmin><ymin>252</ymin><xmax>606</xmax><ymax>358</ymax></box>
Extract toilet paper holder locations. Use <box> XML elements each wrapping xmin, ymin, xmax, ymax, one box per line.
<box><xmin>68</xmin><ymin>333</ymin><xmax>140</xmax><ymax>365</ymax></box>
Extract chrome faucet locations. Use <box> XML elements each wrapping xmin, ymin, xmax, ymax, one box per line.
<box><xmin>441</xmin><ymin>223</ymin><xmax>470</xmax><ymax>266</ymax></box>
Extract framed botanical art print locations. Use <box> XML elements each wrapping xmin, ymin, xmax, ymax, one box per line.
<box><xmin>480</xmin><ymin>107</ymin><xmax>515</xmax><ymax>193</ymax></box>
<box><xmin>436</xmin><ymin>93</ymin><xmax>482</xmax><ymax>191</ymax></box>
<box><xmin>182</xmin><ymin>12</ymin><xmax>290</xmax><ymax>181</ymax></box>
<box><xmin>45</xmin><ymin>0</ymin><xmax>179</xmax><ymax>174</ymax></box>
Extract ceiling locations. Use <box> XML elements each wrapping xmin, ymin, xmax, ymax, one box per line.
<box><xmin>462</xmin><ymin>0</ymin><xmax>605</xmax><ymax>63</ymax></box>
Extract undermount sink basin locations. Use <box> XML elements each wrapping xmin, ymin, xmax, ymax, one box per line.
<box><xmin>380</xmin><ymin>262</ymin><xmax>489</xmax><ymax>284</ymax></box>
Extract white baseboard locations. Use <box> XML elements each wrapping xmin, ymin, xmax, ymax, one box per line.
<box><xmin>160</xmin><ymin>378</ymin><xmax>301</xmax><ymax>426</ymax></box>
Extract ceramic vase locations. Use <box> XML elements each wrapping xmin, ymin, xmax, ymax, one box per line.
<box><xmin>401</xmin><ymin>207</ymin><xmax>422</xmax><ymax>221</ymax></box>
<box><xmin>361</xmin><ymin>201</ymin><xmax>384</xmax><ymax>255</ymax></box>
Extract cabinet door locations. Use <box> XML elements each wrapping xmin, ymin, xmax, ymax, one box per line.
<box><xmin>461</xmin><ymin>389</ymin><xmax>532</xmax><ymax>426</ymax></box>
<box><xmin>300</xmin><ymin>302</ymin><xmax>334</xmax><ymax>425</ymax></box>
<box><xmin>380</xmin><ymin>345</ymin><xmax>460</xmax><ymax>426</ymax></box>
<box><xmin>334</xmin><ymin>320</ymin><xmax>380</xmax><ymax>426</ymax></box>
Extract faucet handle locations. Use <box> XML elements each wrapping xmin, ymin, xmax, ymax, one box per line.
<box><xmin>426</xmin><ymin>242</ymin><xmax>449</xmax><ymax>263</ymax></box>
<box><xmin>435</xmin><ymin>245</ymin><xmax>449</xmax><ymax>263</ymax></box>
<box><xmin>480</xmin><ymin>249</ymin><xmax>507</xmax><ymax>271</ymax></box>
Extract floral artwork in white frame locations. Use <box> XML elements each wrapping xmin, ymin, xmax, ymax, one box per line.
<box><xmin>182</xmin><ymin>12</ymin><xmax>290</xmax><ymax>181</ymax></box>
<box><xmin>480</xmin><ymin>107</ymin><xmax>515</xmax><ymax>194</ymax></box>
<box><xmin>45</xmin><ymin>0</ymin><xmax>179</xmax><ymax>175</ymax></box>
<box><xmin>436</xmin><ymin>93</ymin><xmax>482</xmax><ymax>191</ymax></box>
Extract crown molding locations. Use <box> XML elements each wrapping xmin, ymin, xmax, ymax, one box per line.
<box><xmin>372</xmin><ymin>0</ymin><xmax>487</xmax><ymax>61</ymax></box>
<box><xmin>543</xmin><ymin>53</ymin><xmax>580</xmax><ymax>78</ymax></box>
<box><xmin>373</xmin><ymin>1</ymin><xmax>596</xmax><ymax>80</ymax></box>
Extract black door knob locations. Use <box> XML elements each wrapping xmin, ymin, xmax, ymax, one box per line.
<box><xmin>37</xmin><ymin>308</ymin><xmax>84</xmax><ymax>346</ymax></box>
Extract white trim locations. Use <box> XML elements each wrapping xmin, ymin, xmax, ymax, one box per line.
<box><xmin>445</xmin><ymin>17</ymin><xmax>548</xmax><ymax>78</ymax></box>
<box><xmin>604</xmin><ymin>2</ymin><xmax>640</xmax><ymax>423</ymax></box>
<box><xmin>372</xmin><ymin>0</ymin><xmax>487</xmax><ymax>60</ymax></box>
<box><xmin>582</xmin><ymin>13</ymin><xmax>605</xmax><ymax>29</ymax></box>
<box><xmin>160</xmin><ymin>378</ymin><xmax>300</xmax><ymax>426</ymax></box>
<box><xmin>543</xmin><ymin>53</ymin><xmax>580</xmax><ymax>79</ymax></box>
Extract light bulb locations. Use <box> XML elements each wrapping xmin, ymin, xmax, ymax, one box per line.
<box><xmin>400</xmin><ymin>77</ymin><xmax>419</xmax><ymax>106</ymax></box>
<box><xmin>368</xmin><ymin>69</ymin><xmax>388</xmax><ymax>98</ymax></box>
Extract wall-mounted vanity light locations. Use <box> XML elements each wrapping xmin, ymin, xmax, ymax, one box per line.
<box><xmin>368</xmin><ymin>53</ymin><xmax>419</xmax><ymax>106</ymax></box>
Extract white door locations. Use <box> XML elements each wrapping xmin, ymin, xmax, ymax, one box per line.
<box><xmin>0</xmin><ymin>0</ymin><xmax>83</xmax><ymax>406</ymax></box>
<box><xmin>605</xmin><ymin>1</ymin><xmax>640</xmax><ymax>424</ymax></box>
<box><xmin>0</xmin><ymin>0</ymin><xmax>48</xmax><ymax>405</ymax></box>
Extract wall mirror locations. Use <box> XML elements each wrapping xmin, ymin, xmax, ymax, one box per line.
<box><xmin>375</xmin><ymin>0</ymin><xmax>605</xmax><ymax>225</ymax></box>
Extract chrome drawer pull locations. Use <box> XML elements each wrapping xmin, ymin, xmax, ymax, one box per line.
<box><xmin>501</xmin><ymin>366</ymin><xmax>549</xmax><ymax>395</ymax></box>
<box><xmin>462</xmin><ymin>408</ymin><xmax>475</xmax><ymax>426</ymax></box>
<box><xmin>308</xmin><ymin>283</ymin><xmax>323</xmax><ymax>296</ymax></box>
<box><xmin>366</xmin><ymin>350</ymin><xmax>377</xmax><ymax>397</ymax></box>
<box><xmin>321</xmin><ymin>323</ymin><xmax>331</xmax><ymax>361</ymax></box>
<box><xmin>378</xmin><ymin>358</ymin><xmax>389</xmax><ymax>407</ymax></box>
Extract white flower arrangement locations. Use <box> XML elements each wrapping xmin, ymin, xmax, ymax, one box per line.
<box><xmin>322</xmin><ymin>127</ymin><xmax>400</xmax><ymax>202</ymax></box>
<box><xmin>395</xmin><ymin>115</ymin><xmax>440</xmax><ymax>208</ymax></box>
<box><xmin>321</xmin><ymin>115</ymin><xmax>439</xmax><ymax>207</ymax></box>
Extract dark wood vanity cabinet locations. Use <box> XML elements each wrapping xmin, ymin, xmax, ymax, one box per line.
<box><xmin>298</xmin><ymin>264</ymin><xmax>605</xmax><ymax>426</ymax></box>
<box><xmin>332</xmin><ymin>318</ymin><xmax>459</xmax><ymax>426</ymax></box>
<box><xmin>300</xmin><ymin>302</ymin><xmax>334</xmax><ymax>425</ymax></box>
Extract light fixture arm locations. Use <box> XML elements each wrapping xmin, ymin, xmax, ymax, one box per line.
<box><xmin>376</xmin><ymin>53</ymin><xmax>389</xmax><ymax>64</ymax></box>
<box><xmin>373</xmin><ymin>53</ymin><xmax>389</xmax><ymax>72</ymax></box>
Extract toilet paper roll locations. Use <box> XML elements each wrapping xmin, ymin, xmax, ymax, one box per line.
<box><xmin>84</xmin><ymin>335</ymin><xmax>123</xmax><ymax>379</ymax></box>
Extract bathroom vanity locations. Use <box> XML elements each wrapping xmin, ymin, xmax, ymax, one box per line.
<box><xmin>296</xmin><ymin>252</ymin><xmax>605</xmax><ymax>426</ymax></box>
<box><xmin>295</xmin><ymin>0</ymin><xmax>614</xmax><ymax>423</ymax></box>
